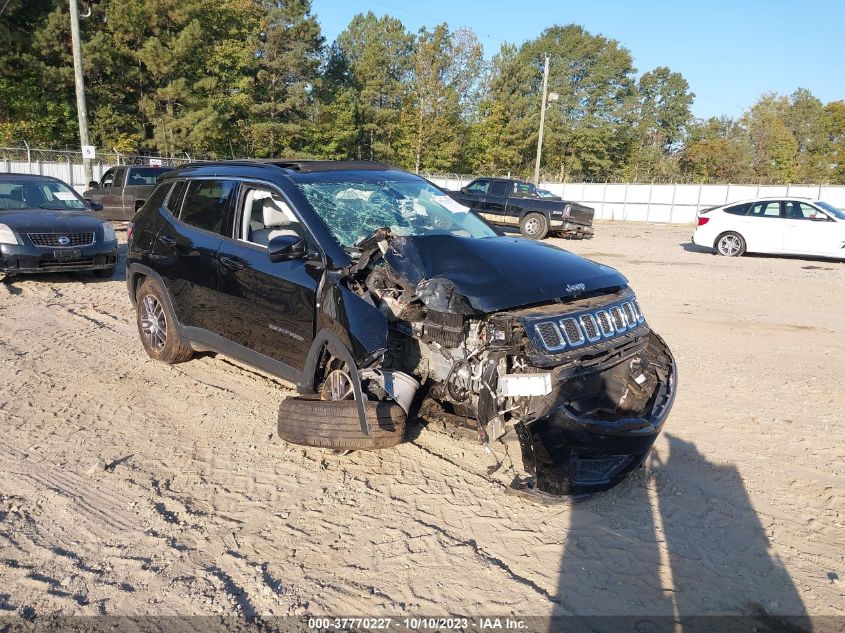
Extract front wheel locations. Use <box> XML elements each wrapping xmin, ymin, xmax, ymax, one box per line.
<box><xmin>520</xmin><ymin>213</ymin><xmax>549</xmax><ymax>240</ymax></box>
<box><xmin>715</xmin><ymin>232</ymin><xmax>746</xmax><ymax>257</ymax></box>
<box><xmin>93</xmin><ymin>266</ymin><xmax>115</xmax><ymax>279</ymax></box>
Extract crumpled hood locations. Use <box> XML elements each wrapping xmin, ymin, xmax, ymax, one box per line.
<box><xmin>383</xmin><ymin>234</ymin><xmax>627</xmax><ymax>314</ymax></box>
<box><xmin>0</xmin><ymin>209</ymin><xmax>105</xmax><ymax>234</ymax></box>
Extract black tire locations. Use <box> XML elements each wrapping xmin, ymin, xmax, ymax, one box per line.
<box><xmin>134</xmin><ymin>278</ymin><xmax>194</xmax><ymax>364</ymax></box>
<box><xmin>277</xmin><ymin>396</ymin><xmax>406</xmax><ymax>450</ymax></box>
<box><xmin>93</xmin><ymin>266</ymin><xmax>115</xmax><ymax>279</ymax></box>
<box><xmin>520</xmin><ymin>213</ymin><xmax>549</xmax><ymax>240</ymax></box>
<box><xmin>715</xmin><ymin>231</ymin><xmax>746</xmax><ymax>257</ymax></box>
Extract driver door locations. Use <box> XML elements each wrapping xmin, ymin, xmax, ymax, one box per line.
<box><xmin>783</xmin><ymin>202</ymin><xmax>838</xmax><ymax>256</ymax></box>
<box><xmin>215</xmin><ymin>182</ymin><xmax>320</xmax><ymax>371</ymax></box>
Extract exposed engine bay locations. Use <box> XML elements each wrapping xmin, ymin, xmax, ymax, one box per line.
<box><xmin>339</xmin><ymin>229</ymin><xmax>677</xmax><ymax>495</ymax></box>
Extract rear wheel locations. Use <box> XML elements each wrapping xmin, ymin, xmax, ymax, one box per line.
<box><xmin>520</xmin><ymin>213</ymin><xmax>549</xmax><ymax>240</ymax></box>
<box><xmin>134</xmin><ymin>278</ymin><xmax>193</xmax><ymax>363</ymax></box>
<box><xmin>715</xmin><ymin>232</ymin><xmax>746</xmax><ymax>257</ymax></box>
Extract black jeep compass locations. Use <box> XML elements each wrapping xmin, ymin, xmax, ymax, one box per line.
<box><xmin>127</xmin><ymin>160</ymin><xmax>676</xmax><ymax>496</ymax></box>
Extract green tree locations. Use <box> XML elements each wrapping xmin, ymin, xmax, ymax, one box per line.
<box><xmin>399</xmin><ymin>24</ymin><xmax>483</xmax><ymax>173</ymax></box>
<box><xmin>330</xmin><ymin>12</ymin><xmax>413</xmax><ymax>161</ymax></box>
<box><xmin>466</xmin><ymin>43</ymin><xmax>534</xmax><ymax>175</ymax></box>
<box><xmin>516</xmin><ymin>24</ymin><xmax>639</xmax><ymax>180</ymax></box>
<box><xmin>824</xmin><ymin>101</ymin><xmax>845</xmax><ymax>183</ymax></box>
<box><xmin>742</xmin><ymin>93</ymin><xmax>798</xmax><ymax>181</ymax></box>
<box><xmin>249</xmin><ymin>0</ymin><xmax>323</xmax><ymax>157</ymax></box>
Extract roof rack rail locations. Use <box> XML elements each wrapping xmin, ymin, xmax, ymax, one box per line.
<box><xmin>269</xmin><ymin>160</ymin><xmax>391</xmax><ymax>173</ymax></box>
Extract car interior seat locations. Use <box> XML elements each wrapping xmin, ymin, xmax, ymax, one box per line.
<box><xmin>248</xmin><ymin>194</ymin><xmax>301</xmax><ymax>246</ymax></box>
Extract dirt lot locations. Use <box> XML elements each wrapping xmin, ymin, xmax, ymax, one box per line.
<box><xmin>0</xmin><ymin>221</ymin><xmax>843</xmax><ymax>620</ymax></box>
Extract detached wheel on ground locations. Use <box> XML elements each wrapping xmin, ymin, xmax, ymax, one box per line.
<box><xmin>93</xmin><ymin>266</ymin><xmax>115</xmax><ymax>279</ymax></box>
<box><xmin>520</xmin><ymin>213</ymin><xmax>549</xmax><ymax>240</ymax></box>
<box><xmin>134</xmin><ymin>278</ymin><xmax>194</xmax><ymax>364</ymax></box>
<box><xmin>277</xmin><ymin>397</ymin><xmax>406</xmax><ymax>450</ymax></box>
<box><xmin>715</xmin><ymin>232</ymin><xmax>746</xmax><ymax>257</ymax></box>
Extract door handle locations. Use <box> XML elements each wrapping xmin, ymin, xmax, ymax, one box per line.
<box><xmin>219</xmin><ymin>255</ymin><xmax>245</xmax><ymax>271</ymax></box>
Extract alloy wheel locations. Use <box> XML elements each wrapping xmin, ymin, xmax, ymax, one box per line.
<box><xmin>321</xmin><ymin>368</ymin><xmax>354</xmax><ymax>401</ymax></box>
<box><xmin>524</xmin><ymin>218</ymin><xmax>540</xmax><ymax>235</ymax></box>
<box><xmin>718</xmin><ymin>234</ymin><xmax>742</xmax><ymax>256</ymax></box>
<box><xmin>140</xmin><ymin>295</ymin><xmax>167</xmax><ymax>352</ymax></box>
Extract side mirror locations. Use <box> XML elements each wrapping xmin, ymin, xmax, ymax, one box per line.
<box><xmin>460</xmin><ymin>187</ymin><xmax>467</xmax><ymax>193</ymax></box>
<box><xmin>88</xmin><ymin>200</ymin><xmax>103</xmax><ymax>212</ymax></box>
<box><xmin>88</xmin><ymin>181</ymin><xmax>99</xmax><ymax>189</ymax></box>
<box><xmin>267</xmin><ymin>234</ymin><xmax>307</xmax><ymax>262</ymax></box>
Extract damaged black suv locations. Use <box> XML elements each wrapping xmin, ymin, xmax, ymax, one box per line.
<box><xmin>127</xmin><ymin>160</ymin><xmax>676</xmax><ymax>496</ymax></box>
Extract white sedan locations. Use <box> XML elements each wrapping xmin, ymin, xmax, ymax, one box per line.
<box><xmin>692</xmin><ymin>198</ymin><xmax>845</xmax><ymax>259</ymax></box>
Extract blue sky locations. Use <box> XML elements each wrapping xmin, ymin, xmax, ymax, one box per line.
<box><xmin>311</xmin><ymin>0</ymin><xmax>845</xmax><ymax>120</ymax></box>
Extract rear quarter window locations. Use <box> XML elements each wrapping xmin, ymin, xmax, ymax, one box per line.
<box><xmin>179</xmin><ymin>179</ymin><xmax>236</xmax><ymax>234</ymax></box>
<box><xmin>724</xmin><ymin>203</ymin><xmax>751</xmax><ymax>215</ymax></box>
<box><xmin>141</xmin><ymin>182</ymin><xmax>172</xmax><ymax>213</ymax></box>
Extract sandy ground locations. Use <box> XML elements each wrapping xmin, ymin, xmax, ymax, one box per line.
<box><xmin>0</xmin><ymin>221</ymin><xmax>843</xmax><ymax>621</ymax></box>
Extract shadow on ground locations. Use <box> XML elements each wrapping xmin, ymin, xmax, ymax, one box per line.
<box><xmin>553</xmin><ymin>433</ymin><xmax>810</xmax><ymax>632</ymax></box>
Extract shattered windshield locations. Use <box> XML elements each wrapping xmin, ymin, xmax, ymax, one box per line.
<box><xmin>297</xmin><ymin>177</ymin><xmax>497</xmax><ymax>250</ymax></box>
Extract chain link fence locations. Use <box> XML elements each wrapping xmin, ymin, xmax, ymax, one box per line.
<box><xmin>0</xmin><ymin>145</ymin><xmax>214</xmax><ymax>189</ymax></box>
<box><xmin>2</xmin><ymin>145</ymin><xmax>843</xmax><ymax>224</ymax></box>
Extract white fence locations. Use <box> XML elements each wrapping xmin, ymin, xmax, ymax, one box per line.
<box><xmin>428</xmin><ymin>177</ymin><xmax>845</xmax><ymax>225</ymax></box>
<box><xmin>3</xmin><ymin>149</ymin><xmax>844</xmax><ymax>224</ymax></box>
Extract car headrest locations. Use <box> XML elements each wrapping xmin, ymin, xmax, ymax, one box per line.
<box><xmin>263</xmin><ymin>199</ymin><xmax>290</xmax><ymax>227</ymax></box>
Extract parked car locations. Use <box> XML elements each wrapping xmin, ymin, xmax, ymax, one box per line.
<box><xmin>692</xmin><ymin>197</ymin><xmax>845</xmax><ymax>259</ymax></box>
<box><xmin>0</xmin><ymin>174</ymin><xmax>118</xmax><ymax>279</ymax></box>
<box><xmin>84</xmin><ymin>165</ymin><xmax>171</xmax><ymax>221</ymax></box>
<box><xmin>126</xmin><ymin>160</ymin><xmax>676</xmax><ymax>496</ymax></box>
<box><xmin>448</xmin><ymin>177</ymin><xmax>594</xmax><ymax>240</ymax></box>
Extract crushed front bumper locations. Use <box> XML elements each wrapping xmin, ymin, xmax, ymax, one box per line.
<box><xmin>551</xmin><ymin>219</ymin><xmax>594</xmax><ymax>237</ymax></box>
<box><xmin>515</xmin><ymin>333</ymin><xmax>677</xmax><ymax>495</ymax></box>
<box><xmin>0</xmin><ymin>241</ymin><xmax>118</xmax><ymax>274</ymax></box>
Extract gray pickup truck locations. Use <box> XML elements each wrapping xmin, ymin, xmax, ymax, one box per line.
<box><xmin>448</xmin><ymin>178</ymin><xmax>594</xmax><ymax>240</ymax></box>
<box><xmin>83</xmin><ymin>165</ymin><xmax>171</xmax><ymax>221</ymax></box>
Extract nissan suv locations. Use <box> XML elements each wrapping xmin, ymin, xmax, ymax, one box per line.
<box><xmin>126</xmin><ymin>160</ymin><xmax>676</xmax><ymax>496</ymax></box>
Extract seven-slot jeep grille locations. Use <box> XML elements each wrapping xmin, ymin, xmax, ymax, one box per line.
<box><xmin>530</xmin><ymin>299</ymin><xmax>645</xmax><ymax>353</ymax></box>
<box><xmin>28</xmin><ymin>233</ymin><xmax>95</xmax><ymax>247</ymax></box>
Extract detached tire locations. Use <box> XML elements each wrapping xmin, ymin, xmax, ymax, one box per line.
<box><xmin>134</xmin><ymin>278</ymin><xmax>194</xmax><ymax>364</ymax></box>
<box><xmin>277</xmin><ymin>397</ymin><xmax>406</xmax><ymax>450</ymax></box>
<box><xmin>520</xmin><ymin>213</ymin><xmax>549</xmax><ymax>240</ymax></box>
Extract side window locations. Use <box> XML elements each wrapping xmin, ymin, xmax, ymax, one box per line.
<box><xmin>467</xmin><ymin>180</ymin><xmax>489</xmax><ymax>194</ymax></box>
<box><xmin>724</xmin><ymin>202</ymin><xmax>751</xmax><ymax>216</ymax></box>
<box><xmin>747</xmin><ymin>201</ymin><xmax>782</xmax><ymax>218</ymax></box>
<box><xmin>785</xmin><ymin>201</ymin><xmax>829</xmax><ymax>221</ymax></box>
<box><xmin>141</xmin><ymin>182</ymin><xmax>172</xmax><ymax>213</ymax></box>
<box><xmin>100</xmin><ymin>169</ymin><xmax>115</xmax><ymax>188</ymax></box>
<box><xmin>238</xmin><ymin>186</ymin><xmax>305</xmax><ymax>247</ymax></box>
<box><xmin>112</xmin><ymin>167</ymin><xmax>127</xmax><ymax>188</ymax></box>
<box><xmin>165</xmin><ymin>180</ymin><xmax>187</xmax><ymax>215</ymax></box>
<box><xmin>489</xmin><ymin>181</ymin><xmax>508</xmax><ymax>196</ymax></box>
<box><xmin>179</xmin><ymin>179</ymin><xmax>236</xmax><ymax>234</ymax></box>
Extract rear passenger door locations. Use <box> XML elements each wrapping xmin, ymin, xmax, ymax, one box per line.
<box><xmin>215</xmin><ymin>182</ymin><xmax>320</xmax><ymax>371</ymax></box>
<box><xmin>743</xmin><ymin>200</ymin><xmax>785</xmax><ymax>253</ymax></box>
<box><xmin>153</xmin><ymin>178</ymin><xmax>237</xmax><ymax>334</ymax></box>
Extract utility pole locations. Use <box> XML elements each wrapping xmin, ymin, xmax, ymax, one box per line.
<box><xmin>69</xmin><ymin>0</ymin><xmax>92</xmax><ymax>184</ymax></box>
<box><xmin>533</xmin><ymin>55</ymin><xmax>550</xmax><ymax>187</ymax></box>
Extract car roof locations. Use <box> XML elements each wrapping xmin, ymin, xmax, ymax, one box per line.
<box><xmin>0</xmin><ymin>173</ymin><xmax>69</xmax><ymax>184</ymax></box>
<box><xmin>165</xmin><ymin>159</ymin><xmax>391</xmax><ymax>179</ymax></box>
<box><xmin>717</xmin><ymin>196</ymin><xmax>815</xmax><ymax>207</ymax></box>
